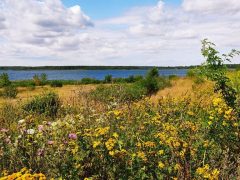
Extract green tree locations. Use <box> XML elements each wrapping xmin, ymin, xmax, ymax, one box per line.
<box><xmin>200</xmin><ymin>39</ymin><xmax>240</xmax><ymax>108</ymax></box>
<box><xmin>142</xmin><ymin>67</ymin><xmax>160</xmax><ymax>95</ymax></box>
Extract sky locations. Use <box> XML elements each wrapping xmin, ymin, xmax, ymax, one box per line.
<box><xmin>0</xmin><ymin>0</ymin><xmax>239</xmax><ymax>66</ymax></box>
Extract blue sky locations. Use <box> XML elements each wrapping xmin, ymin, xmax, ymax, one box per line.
<box><xmin>0</xmin><ymin>0</ymin><xmax>239</xmax><ymax>66</ymax></box>
<box><xmin>62</xmin><ymin>0</ymin><xmax>182</xmax><ymax>19</ymax></box>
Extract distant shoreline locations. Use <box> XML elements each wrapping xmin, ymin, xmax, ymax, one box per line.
<box><xmin>0</xmin><ymin>64</ymin><xmax>239</xmax><ymax>71</ymax></box>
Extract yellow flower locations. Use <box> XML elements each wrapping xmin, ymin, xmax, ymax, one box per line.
<box><xmin>208</xmin><ymin>121</ymin><xmax>212</xmax><ymax>125</ymax></box>
<box><xmin>144</xmin><ymin>141</ymin><xmax>156</xmax><ymax>148</ymax></box>
<box><xmin>105</xmin><ymin>138</ymin><xmax>116</xmax><ymax>151</ymax></box>
<box><xmin>93</xmin><ymin>141</ymin><xmax>101</xmax><ymax>148</ymax></box>
<box><xmin>158</xmin><ymin>161</ymin><xmax>165</xmax><ymax>169</ymax></box>
<box><xmin>137</xmin><ymin>151</ymin><xmax>147</xmax><ymax>161</ymax></box>
<box><xmin>109</xmin><ymin>151</ymin><xmax>115</xmax><ymax>156</ymax></box>
<box><xmin>158</xmin><ymin>150</ymin><xmax>164</xmax><ymax>155</ymax></box>
<box><xmin>174</xmin><ymin>163</ymin><xmax>181</xmax><ymax>171</ymax></box>
<box><xmin>113</xmin><ymin>133</ymin><xmax>119</xmax><ymax>139</ymax></box>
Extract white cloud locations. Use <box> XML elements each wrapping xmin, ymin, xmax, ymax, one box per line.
<box><xmin>0</xmin><ymin>0</ymin><xmax>239</xmax><ymax>66</ymax></box>
<box><xmin>182</xmin><ymin>0</ymin><xmax>240</xmax><ymax>14</ymax></box>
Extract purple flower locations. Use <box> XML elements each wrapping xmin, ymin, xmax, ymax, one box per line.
<box><xmin>68</xmin><ymin>133</ymin><xmax>77</xmax><ymax>140</ymax></box>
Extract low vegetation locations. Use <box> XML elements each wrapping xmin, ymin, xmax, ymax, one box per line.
<box><xmin>0</xmin><ymin>40</ymin><xmax>240</xmax><ymax>179</ymax></box>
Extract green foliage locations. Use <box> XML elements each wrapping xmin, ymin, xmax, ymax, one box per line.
<box><xmin>1</xmin><ymin>85</ymin><xmax>18</xmax><ymax>98</ymax></box>
<box><xmin>0</xmin><ymin>73</ymin><xmax>11</xmax><ymax>87</ymax></box>
<box><xmin>22</xmin><ymin>92</ymin><xmax>60</xmax><ymax>117</ymax></box>
<box><xmin>50</xmin><ymin>80</ymin><xmax>63</xmax><ymax>87</ymax></box>
<box><xmin>81</xmin><ymin>78</ymin><xmax>101</xmax><ymax>84</ymax></box>
<box><xmin>104</xmin><ymin>75</ymin><xmax>112</xmax><ymax>83</ymax></box>
<box><xmin>40</xmin><ymin>73</ymin><xmax>48</xmax><ymax>85</ymax></box>
<box><xmin>12</xmin><ymin>80</ymin><xmax>35</xmax><ymax>88</ymax></box>
<box><xmin>33</xmin><ymin>74</ymin><xmax>41</xmax><ymax>86</ymax></box>
<box><xmin>91</xmin><ymin>83</ymin><xmax>146</xmax><ymax>107</ymax></box>
<box><xmin>200</xmin><ymin>39</ymin><xmax>240</xmax><ymax>108</ymax></box>
<box><xmin>141</xmin><ymin>67</ymin><xmax>160</xmax><ymax>95</ymax></box>
<box><xmin>186</xmin><ymin>69</ymin><xmax>196</xmax><ymax>78</ymax></box>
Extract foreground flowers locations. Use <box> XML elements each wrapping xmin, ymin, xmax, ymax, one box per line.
<box><xmin>0</xmin><ymin>94</ymin><xmax>238</xmax><ymax>179</ymax></box>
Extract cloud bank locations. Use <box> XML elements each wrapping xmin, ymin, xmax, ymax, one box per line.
<box><xmin>0</xmin><ymin>0</ymin><xmax>239</xmax><ymax>66</ymax></box>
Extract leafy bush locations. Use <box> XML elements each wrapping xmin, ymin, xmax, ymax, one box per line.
<box><xmin>140</xmin><ymin>67</ymin><xmax>162</xmax><ymax>95</ymax></box>
<box><xmin>104</xmin><ymin>75</ymin><xmax>112</xmax><ymax>83</ymax></box>
<box><xmin>40</xmin><ymin>73</ymin><xmax>48</xmax><ymax>85</ymax></box>
<box><xmin>50</xmin><ymin>80</ymin><xmax>63</xmax><ymax>87</ymax></box>
<box><xmin>0</xmin><ymin>73</ymin><xmax>11</xmax><ymax>87</ymax></box>
<box><xmin>186</xmin><ymin>69</ymin><xmax>196</xmax><ymax>78</ymax></box>
<box><xmin>1</xmin><ymin>85</ymin><xmax>18</xmax><ymax>98</ymax></box>
<box><xmin>22</xmin><ymin>92</ymin><xmax>60</xmax><ymax>117</ymax></box>
<box><xmin>200</xmin><ymin>39</ymin><xmax>240</xmax><ymax>108</ymax></box>
<box><xmin>91</xmin><ymin>83</ymin><xmax>146</xmax><ymax>107</ymax></box>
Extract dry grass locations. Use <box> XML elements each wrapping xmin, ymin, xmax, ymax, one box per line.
<box><xmin>0</xmin><ymin>85</ymin><xmax>96</xmax><ymax>106</ymax></box>
<box><xmin>0</xmin><ymin>78</ymin><xmax>214</xmax><ymax>107</ymax></box>
<box><xmin>151</xmin><ymin>77</ymin><xmax>214</xmax><ymax>104</ymax></box>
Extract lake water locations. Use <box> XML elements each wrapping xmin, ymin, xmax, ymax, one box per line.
<box><xmin>0</xmin><ymin>69</ymin><xmax>188</xmax><ymax>81</ymax></box>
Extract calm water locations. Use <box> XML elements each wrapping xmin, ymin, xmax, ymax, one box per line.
<box><xmin>0</xmin><ymin>69</ymin><xmax>188</xmax><ymax>81</ymax></box>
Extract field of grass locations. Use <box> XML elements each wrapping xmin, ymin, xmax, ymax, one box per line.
<box><xmin>0</xmin><ymin>73</ymin><xmax>239</xmax><ymax>179</ymax></box>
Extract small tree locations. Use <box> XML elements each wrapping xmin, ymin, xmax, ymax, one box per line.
<box><xmin>142</xmin><ymin>67</ymin><xmax>160</xmax><ymax>95</ymax></box>
<box><xmin>200</xmin><ymin>39</ymin><xmax>240</xmax><ymax>108</ymax></box>
<box><xmin>0</xmin><ymin>73</ymin><xmax>11</xmax><ymax>87</ymax></box>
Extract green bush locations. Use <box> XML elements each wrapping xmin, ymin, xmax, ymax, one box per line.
<box><xmin>50</xmin><ymin>80</ymin><xmax>63</xmax><ymax>87</ymax></box>
<box><xmin>104</xmin><ymin>75</ymin><xmax>112</xmax><ymax>83</ymax></box>
<box><xmin>1</xmin><ymin>85</ymin><xmax>18</xmax><ymax>98</ymax></box>
<box><xmin>22</xmin><ymin>92</ymin><xmax>60</xmax><ymax>117</ymax></box>
<box><xmin>141</xmin><ymin>68</ymin><xmax>160</xmax><ymax>95</ymax></box>
<box><xmin>81</xmin><ymin>78</ymin><xmax>100</xmax><ymax>84</ymax></box>
<box><xmin>0</xmin><ymin>73</ymin><xmax>11</xmax><ymax>87</ymax></box>
<box><xmin>91</xmin><ymin>83</ymin><xmax>146</xmax><ymax>106</ymax></box>
<box><xmin>186</xmin><ymin>69</ymin><xmax>196</xmax><ymax>78</ymax></box>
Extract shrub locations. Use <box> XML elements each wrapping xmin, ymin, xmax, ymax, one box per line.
<box><xmin>186</xmin><ymin>69</ymin><xmax>196</xmax><ymax>78</ymax></box>
<box><xmin>141</xmin><ymin>68</ymin><xmax>160</xmax><ymax>95</ymax></box>
<box><xmin>40</xmin><ymin>73</ymin><xmax>48</xmax><ymax>85</ymax></box>
<box><xmin>1</xmin><ymin>85</ymin><xmax>18</xmax><ymax>98</ymax></box>
<box><xmin>81</xmin><ymin>78</ymin><xmax>100</xmax><ymax>84</ymax></box>
<box><xmin>22</xmin><ymin>92</ymin><xmax>60</xmax><ymax>117</ymax></box>
<box><xmin>50</xmin><ymin>80</ymin><xmax>63</xmax><ymax>87</ymax></box>
<box><xmin>0</xmin><ymin>73</ymin><xmax>11</xmax><ymax>87</ymax></box>
<box><xmin>33</xmin><ymin>74</ymin><xmax>41</xmax><ymax>86</ymax></box>
<box><xmin>104</xmin><ymin>75</ymin><xmax>112</xmax><ymax>83</ymax></box>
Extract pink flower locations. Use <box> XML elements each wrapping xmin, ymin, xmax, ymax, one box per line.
<box><xmin>48</xmin><ymin>140</ymin><xmax>54</xmax><ymax>145</ymax></box>
<box><xmin>38</xmin><ymin>125</ymin><xmax>44</xmax><ymax>132</ymax></box>
<box><xmin>0</xmin><ymin>128</ymin><xmax>8</xmax><ymax>133</ymax></box>
<box><xmin>37</xmin><ymin>149</ymin><xmax>44</xmax><ymax>156</ymax></box>
<box><xmin>68</xmin><ymin>133</ymin><xmax>77</xmax><ymax>140</ymax></box>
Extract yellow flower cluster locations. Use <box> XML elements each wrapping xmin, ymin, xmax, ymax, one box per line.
<box><xmin>196</xmin><ymin>164</ymin><xmax>220</xmax><ymax>180</ymax></box>
<box><xmin>0</xmin><ymin>168</ymin><xmax>46</xmax><ymax>180</ymax></box>
<box><xmin>105</xmin><ymin>138</ymin><xmax>116</xmax><ymax>151</ymax></box>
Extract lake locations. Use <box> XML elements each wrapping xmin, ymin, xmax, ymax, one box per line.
<box><xmin>0</xmin><ymin>69</ymin><xmax>188</xmax><ymax>81</ymax></box>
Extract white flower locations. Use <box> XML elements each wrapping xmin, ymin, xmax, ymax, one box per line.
<box><xmin>18</xmin><ymin>119</ymin><xmax>25</xmax><ymax>124</ymax></box>
<box><xmin>26</xmin><ymin>129</ymin><xmax>35</xmax><ymax>135</ymax></box>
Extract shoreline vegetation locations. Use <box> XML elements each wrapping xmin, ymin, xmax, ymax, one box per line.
<box><xmin>0</xmin><ymin>63</ymin><xmax>240</xmax><ymax>71</ymax></box>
